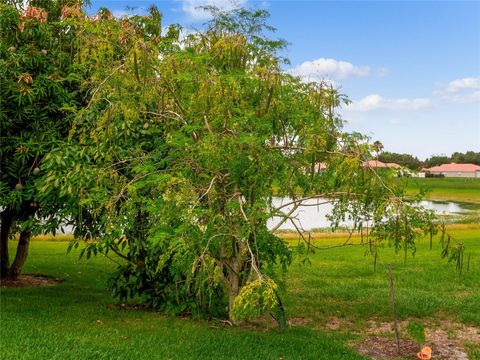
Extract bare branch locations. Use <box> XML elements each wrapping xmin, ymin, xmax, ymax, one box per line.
<box><xmin>87</xmin><ymin>63</ymin><xmax>125</xmax><ymax>109</ymax></box>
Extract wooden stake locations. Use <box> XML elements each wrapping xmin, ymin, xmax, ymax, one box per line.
<box><xmin>307</xmin><ymin>233</ymin><xmax>312</xmax><ymax>254</ymax></box>
<box><xmin>388</xmin><ymin>264</ymin><xmax>400</xmax><ymax>354</ymax></box>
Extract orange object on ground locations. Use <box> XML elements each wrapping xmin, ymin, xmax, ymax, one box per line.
<box><xmin>417</xmin><ymin>346</ymin><xmax>432</xmax><ymax>360</ymax></box>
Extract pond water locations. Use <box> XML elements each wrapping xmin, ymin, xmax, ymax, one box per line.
<box><xmin>266</xmin><ymin>197</ymin><xmax>478</xmax><ymax>231</ymax></box>
<box><xmin>54</xmin><ymin>198</ymin><xmax>478</xmax><ymax>234</ymax></box>
<box><xmin>418</xmin><ymin>200</ymin><xmax>469</xmax><ymax>214</ymax></box>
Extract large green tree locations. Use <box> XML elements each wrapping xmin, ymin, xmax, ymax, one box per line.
<box><xmin>41</xmin><ymin>7</ymin><xmax>456</xmax><ymax>326</ymax></box>
<box><xmin>378</xmin><ymin>152</ymin><xmax>422</xmax><ymax>170</ymax></box>
<box><xmin>0</xmin><ymin>1</ymin><xmax>89</xmax><ymax>279</ymax></box>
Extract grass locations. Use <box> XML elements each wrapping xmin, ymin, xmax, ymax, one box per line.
<box><xmin>1</xmin><ymin>224</ymin><xmax>479</xmax><ymax>359</ymax></box>
<box><xmin>396</xmin><ymin>177</ymin><xmax>480</xmax><ymax>203</ymax></box>
<box><xmin>0</xmin><ymin>241</ymin><xmax>366</xmax><ymax>360</ymax></box>
<box><xmin>283</xmin><ymin>224</ymin><xmax>480</xmax><ymax>326</ymax></box>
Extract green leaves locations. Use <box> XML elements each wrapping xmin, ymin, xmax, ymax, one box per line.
<box><xmin>4</xmin><ymin>4</ymin><xmax>449</xmax><ymax>326</ymax></box>
<box><xmin>232</xmin><ymin>278</ymin><xmax>279</xmax><ymax>321</ymax></box>
<box><xmin>407</xmin><ymin>320</ymin><xmax>426</xmax><ymax>346</ymax></box>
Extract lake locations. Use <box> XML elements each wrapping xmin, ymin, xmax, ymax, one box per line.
<box><xmin>267</xmin><ymin>197</ymin><xmax>478</xmax><ymax>231</ymax></box>
<box><xmin>55</xmin><ymin>198</ymin><xmax>478</xmax><ymax>234</ymax></box>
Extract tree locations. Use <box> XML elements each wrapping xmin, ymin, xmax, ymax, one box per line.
<box><xmin>0</xmin><ymin>1</ymin><xmax>89</xmax><ymax>279</ymax></box>
<box><xmin>372</xmin><ymin>140</ymin><xmax>384</xmax><ymax>161</ymax></box>
<box><xmin>451</xmin><ymin>151</ymin><xmax>480</xmax><ymax>166</ymax></box>
<box><xmin>378</xmin><ymin>152</ymin><xmax>422</xmax><ymax>170</ymax></box>
<box><xmin>41</xmin><ymin>7</ymin><xmax>448</xmax><ymax>326</ymax></box>
<box><xmin>423</xmin><ymin>155</ymin><xmax>450</xmax><ymax>168</ymax></box>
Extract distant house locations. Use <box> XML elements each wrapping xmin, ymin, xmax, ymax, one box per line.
<box><xmin>363</xmin><ymin>160</ymin><xmax>401</xmax><ymax>169</ymax></box>
<box><xmin>386</xmin><ymin>162</ymin><xmax>402</xmax><ymax>169</ymax></box>
<box><xmin>310</xmin><ymin>162</ymin><xmax>328</xmax><ymax>175</ymax></box>
<box><xmin>314</xmin><ymin>162</ymin><xmax>327</xmax><ymax>172</ymax></box>
<box><xmin>424</xmin><ymin>163</ymin><xmax>480</xmax><ymax>178</ymax></box>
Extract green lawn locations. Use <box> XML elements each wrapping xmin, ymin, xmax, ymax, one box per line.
<box><xmin>285</xmin><ymin>225</ymin><xmax>480</xmax><ymax>326</ymax></box>
<box><xmin>1</xmin><ymin>225</ymin><xmax>479</xmax><ymax>359</ymax></box>
<box><xmin>397</xmin><ymin>177</ymin><xmax>480</xmax><ymax>203</ymax></box>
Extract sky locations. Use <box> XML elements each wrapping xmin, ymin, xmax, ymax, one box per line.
<box><xmin>88</xmin><ymin>0</ymin><xmax>480</xmax><ymax>160</ymax></box>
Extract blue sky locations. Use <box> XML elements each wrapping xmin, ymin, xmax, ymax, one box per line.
<box><xmin>88</xmin><ymin>0</ymin><xmax>480</xmax><ymax>159</ymax></box>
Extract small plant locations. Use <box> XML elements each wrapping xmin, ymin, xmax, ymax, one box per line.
<box><xmin>408</xmin><ymin>321</ymin><xmax>433</xmax><ymax>359</ymax></box>
<box><xmin>408</xmin><ymin>320</ymin><xmax>426</xmax><ymax>348</ymax></box>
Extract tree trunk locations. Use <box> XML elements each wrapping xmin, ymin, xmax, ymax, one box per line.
<box><xmin>0</xmin><ymin>209</ymin><xmax>14</xmax><ymax>279</ymax></box>
<box><xmin>8</xmin><ymin>229</ymin><xmax>31</xmax><ymax>279</ymax></box>
<box><xmin>227</xmin><ymin>264</ymin><xmax>240</xmax><ymax>323</ymax></box>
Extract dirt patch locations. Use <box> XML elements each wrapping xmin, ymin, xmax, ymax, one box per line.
<box><xmin>0</xmin><ymin>274</ymin><xmax>62</xmax><ymax>288</ymax></box>
<box><xmin>356</xmin><ymin>336</ymin><xmax>420</xmax><ymax>359</ymax></box>
<box><xmin>426</xmin><ymin>328</ymin><xmax>475</xmax><ymax>360</ymax></box>
<box><xmin>455</xmin><ymin>326</ymin><xmax>480</xmax><ymax>343</ymax></box>
<box><xmin>324</xmin><ymin>316</ymin><xmax>354</xmax><ymax>330</ymax></box>
<box><xmin>355</xmin><ymin>318</ymin><xmax>478</xmax><ymax>359</ymax></box>
<box><xmin>367</xmin><ymin>319</ymin><xmax>396</xmax><ymax>335</ymax></box>
<box><xmin>289</xmin><ymin>317</ymin><xmax>313</xmax><ymax>327</ymax></box>
<box><xmin>455</xmin><ymin>290</ymin><xmax>471</xmax><ymax>299</ymax></box>
<box><xmin>356</xmin><ymin>335</ymin><xmax>470</xmax><ymax>359</ymax></box>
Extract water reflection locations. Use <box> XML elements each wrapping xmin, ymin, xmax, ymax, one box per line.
<box><xmin>418</xmin><ymin>200</ymin><xmax>467</xmax><ymax>214</ymax></box>
<box><xmin>267</xmin><ymin>197</ymin><xmax>475</xmax><ymax>231</ymax></box>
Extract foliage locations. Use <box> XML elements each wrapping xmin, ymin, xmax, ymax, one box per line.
<box><xmin>378</xmin><ymin>151</ymin><xmax>480</xmax><ymax>170</ymax></box>
<box><xmin>0</xmin><ymin>0</ymin><xmax>89</xmax><ymax>278</ymax></box>
<box><xmin>372</xmin><ymin>140</ymin><xmax>384</xmax><ymax>157</ymax></box>
<box><xmin>423</xmin><ymin>151</ymin><xmax>480</xmax><ymax>168</ymax></box>
<box><xmin>379</xmin><ymin>152</ymin><xmax>422</xmax><ymax>170</ymax></box>
<box><xmin>423</xmin><ymin>155</ymin><xmax>453</xmax><ymax>168</ymax></box>
<box><xmin>232</xmin><ymin>277</ymin><xmax>285</xmax><ymax>328</ymax></box>
<box><xmin>451</xmin><ymin>151</ymin><xmax>480</xmax><ymax>166</ymax></box>
<box><xmin>38</xmin><ymin>5</ymin><xmax>464</xmax><ymax>327</ymax></box>
<box><xmin>407</xmin><ymin>320</ymin><xmax>426</xmax><ymax>346</ymax></box>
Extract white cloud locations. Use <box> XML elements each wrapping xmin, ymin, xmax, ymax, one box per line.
<box><xmin>178</xmin><ymin>0</ymin><xmax>247</xmax><ymax>20</ymax></box>
<box><xmin>445</xmin><ymin>77</ymin><xmax>480</xmax><ymax>93</ymax></box>
<box><xmin>289</xmin><ymin>58</ymin><xmax>371</xmax><ymax>82</ymax></box>
<box><xmin>444</xmin><ymin>90</ymin><xmax>480</xmax><ymax>104</ymax></box>
<box><xmin>346</xmin><ymin>94</ymin><xmax>431</xmax><ymax>112</ymax></box>
<box><xmin>434</xmin><ymin>77</ymin><xmax>480</xmax><ymax>104</ymax></box>
<box><xmin>377</xmin><ymin>67</ymin><xmax>390</xmax><ymax>77</ymax></box>
<box><xmin>111</xmin><ymin>9</ymin><xmax>135</xmax><ymax>18</ymax></box>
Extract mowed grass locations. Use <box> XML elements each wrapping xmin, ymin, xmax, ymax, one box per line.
<box><xmin>396</xmin><ymin>177</ymin><xmax>480</xmax><ymax>203</ymax></box>
<box><xmin>283</xmin><ymin>224</ymin><xmax>480</xmax><ymax>327</ymax></box>
<box><xmin>1</xmin><ymin>225</ymin><xmax>479</xmax><ymax>360</ymax></box>
<box><xmin>0</xmin><ymin>241</ymin><xmax>366</xmax><ymax>360</ymax></box>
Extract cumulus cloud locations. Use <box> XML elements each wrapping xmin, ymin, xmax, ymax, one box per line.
<box><xmin>178</xmin><ymin>0</ymin><xmax>247</xmax><ymax>20</ymax></box>
<box><xmin>289</xmin><ymin>58</ymin><xmax>372</xmax><ymax>82</ymax></box>
<box><xmin>435</xmin><ymin>77</ymin><xmax>480</xmax><ymax>104</ymax></box>
<box><xmin>445</xmin><ymin>77</ymin><xmax>480</xmax><ymax>93</ymax></box>
<box><xmin>443</xmin><ymin>90</ymin><xmax>480</xmax><ymax>104</ymax></box>
<box><xmin>112</xmin><ymin>9</ymin><xmax>141</xmax><ymax>18</ymax></box>
<box><xmin>346</xmin><ymin>94</ymin><xmax>431</xmax><ymax>112</ymax></box>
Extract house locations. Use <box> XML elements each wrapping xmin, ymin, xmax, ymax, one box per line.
<box><xmin>314</xmin><ymin>162</ymin><xmax>327</xmax><ymax>172</ymax></box>
<box><xmin>363</xmin><ymin>160</ymin><xmax>401</xmax><ymax>169</ymax></box>
<box><xmin>424</xmin><ymin>163</ymin><xmax>480</xmax><ymax>178</ymax></box>
<box><xmin>386</xmin><ymin>162</ymin><xmax>402</xmax><ymax>169</ymax></box>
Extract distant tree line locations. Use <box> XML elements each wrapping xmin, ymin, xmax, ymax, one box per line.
<box><xmin>378</xmin><ymin>151</ymin><xmax>480</xmax><ymax>170</ymax></box>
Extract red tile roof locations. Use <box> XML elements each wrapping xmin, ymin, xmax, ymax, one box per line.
<box><xmin>426</xmin><ymin>163</ymin><xmax>480</xmax><ymax>172</ymax></box>
<box><xmin>314</xmin><ymin>162</ymin><xmax>327</xmax><ymax>171</ymax></box>
<box><xmin>386</xmin><ymin>162</ymin><xmax>402</xmax><ymax>168</ymax></box>
<box><xmin>363</xmin><ymin>160</ymin><xmax>401</xmax><ymax>168</ymax></box>
<box><xmin>364</xmin><ymin>160</ymin><xmax>389</xmax><ymax>168</ymax></box>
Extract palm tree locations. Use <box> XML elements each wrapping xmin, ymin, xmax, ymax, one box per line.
<box><xmin>373</xmin><ymin>140</ymin><xmax>384</xmax><ymax>163</ymax></box>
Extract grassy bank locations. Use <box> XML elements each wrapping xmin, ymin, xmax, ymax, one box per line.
<box><xmin>397</xmin><ymin>177</ymin><xmax>480</xmax><ymax>203</ymax></box>
<box><xmin>1</xmin><ymin>225</ymin><xmax>479</xmax><ymax>359</ymax></box>
<box><xmin>283</xmin><ymin>224</ymin><xmax>480</xmax><ymax>325</ymax></box>
<box><xmin>0</xmin><ymin>240</ymin><xmax>365</xmax><ymax>360</ymax></box>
